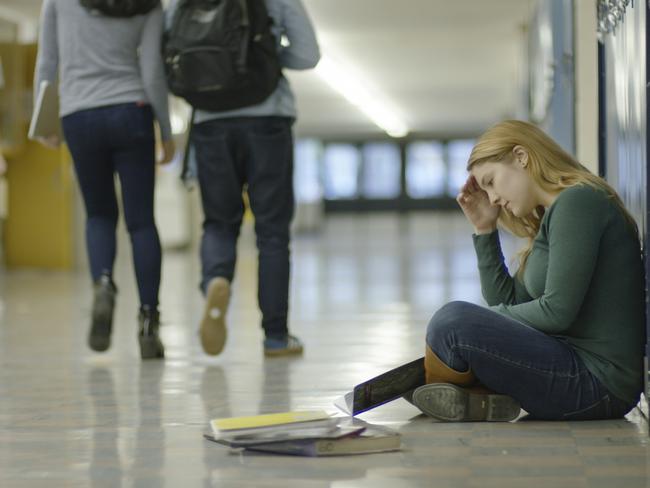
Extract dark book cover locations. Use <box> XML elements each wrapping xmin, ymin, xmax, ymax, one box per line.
<box><xmin>335</xmin><ymin>357</ymin><xmax>425</xmax><ymax>415</ymax></box>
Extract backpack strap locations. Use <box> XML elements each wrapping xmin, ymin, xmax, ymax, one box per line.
<box><xmin>236</xmin><ymin>0</ymin><xmax>250</xmax><ymax>74</ymax></box>
<box><xmin>181</xmin><ymin>108</ymin><xmax>196</xmax><ymax>185</ymax></box>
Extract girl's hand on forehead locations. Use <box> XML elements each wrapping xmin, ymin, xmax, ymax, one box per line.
<box><xmin>465</xmin><ymin>175</ymin><xmax>483</xmax><ymax>193</ymax></box>
<box><xmin>459</xmin><ymin>175</ymin><xmax>485</xmax><ymax>199</ymax></box>
<box><xmin>456</xmin><ymin>175</ymin><xmax>499</xmax><ymax>234</ymax></box>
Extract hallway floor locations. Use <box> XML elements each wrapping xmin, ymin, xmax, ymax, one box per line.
<box><xmin>0</xmin><ymin>213</ymin><xmax>648</xmax><ymax>487</ymax></box>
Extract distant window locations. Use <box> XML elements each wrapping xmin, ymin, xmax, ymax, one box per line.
<box><xmin>323</xmin><ymin>144</ymin><xmax>361</xmax><ymax>199</ymax></box>
<box><xmin>447</xmin><ymin>139</ymin><xmax>475</xmax><ymax>197</ymax></box>
<box><xmin>294</xmin><ymin>139</ymin><xmax>323</xmax><ymax>203</ymax></box>
<box><xmin>361</xmin><ymin>142</ymin><xmax>401</xmax><ymax>199</ymax></box>
<box><xmin>405</xmin><ymin>141</ymin><xmax>445</xmax><ymax>198</ymax></box>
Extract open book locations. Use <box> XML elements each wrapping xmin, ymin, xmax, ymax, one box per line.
<box><xmin>28</xmin><ymin>80</ymin><xmax>62</xmax><ymax>141</ymax></box>
<box><xmin>334</xmin><ymin>357</ymin><xmax>425</xmax><ymax>415</ymax></box>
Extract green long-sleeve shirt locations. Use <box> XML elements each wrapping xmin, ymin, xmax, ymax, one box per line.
<box><xmin>473</xmin><ymin>184</ymin><xmax>645</xmax><ymax>405</ymax></box>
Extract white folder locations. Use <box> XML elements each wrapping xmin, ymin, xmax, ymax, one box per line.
<box><xmin>28</xmin><ymin>80</ymin><xmax>62</xmax><ymax>140</ymax></box>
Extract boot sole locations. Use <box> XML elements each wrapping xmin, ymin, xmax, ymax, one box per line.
<box><xmin>200</xmin><ymin>278</ymin><xmax>229</xmax><ymax>356</ymax></box>
<box><xmin>88</xmin><ymin>300</ymin><xmax>113</xmax><ymax>352</ymax></box>
<box><xmin>412</xmin><ymin>383</ymin><xmax>520</xmax><ymax>422</ymax></box>
<box><xmin>139</xmin><ymin>336</ymin><xmax>164</xmax><ymax>359</ymax></box>
<box><xmin>264</xmin><ymin>344</ymin><xmax>304</xmax><ymax>357</ymax></box>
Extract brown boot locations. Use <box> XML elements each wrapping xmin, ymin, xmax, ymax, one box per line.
<box><xmin>413</xmin><ymin>346</ymin><xmax>520</xmax><ymax>422</ymax></box>
<box><xmin>424</xmin><ymin>344</ymin><xmax>476</xmax><ymax>385</ymax></box>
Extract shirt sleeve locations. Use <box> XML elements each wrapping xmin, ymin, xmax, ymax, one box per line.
<box><xmin>491</xmin><ymin>187</ymin><xmax>607</xmax><ymax>333</ymax></box>
<box><xmin>276</xmin><ymin>0</ymin><xmax>320</xmax><ymax>70</ymax></box>
<box><xmin>34</xmin><ymin>0</ymin><xmax>59</xmax><ymax>102</ymax></box>
<box><xmin>138</xmin><ymin>6</ymin><xmax>172</xmax><ymax>141</ymax></box>
<box><xmin>473</xmin><ymin>230</ymin><xmax>531</xmax><ymax>306</ymax></box>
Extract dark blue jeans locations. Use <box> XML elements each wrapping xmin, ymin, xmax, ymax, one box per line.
<box><xmin>62</xmin><ymin>103</ymin><xmax>161</xmax><ymax>308</ymax></box>
<box><xmin>191</xmin><ymin>116</ymin><xmax>294</xmax><ymax>339</ymax></box>
<box><xmin>426</xmin><ymin>301</ymin><xmax>637</xmax><ymax>420</ymax></box>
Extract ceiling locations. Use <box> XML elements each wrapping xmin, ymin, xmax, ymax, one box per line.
<box><xmin>1</xmin><ymin>0</ymin><xmax>536</xmax><ymax>138</ymax></box>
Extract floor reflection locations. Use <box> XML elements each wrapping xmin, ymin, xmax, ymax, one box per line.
<box><xmin>132</xmin><ymin>363</ymin><xmax>165</xmax><ymax>487</ymax></box>
<box><xmin>201</xmin><ymin>365</ymin><xmax>229</xmax><ymax>488</ymax></box>
<box><xmin>88</xmin><ymin>367</ymin><xmax>122</xmax><ymax>487</ymax></box>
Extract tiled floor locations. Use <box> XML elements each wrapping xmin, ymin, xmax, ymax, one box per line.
<box><xmin>0</xmin><ymin>213</ymin><xmax>648</xmax><ymax>487</ymax></box>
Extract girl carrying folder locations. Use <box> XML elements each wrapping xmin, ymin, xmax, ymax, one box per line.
<box><xmin>33</xmin><ymin>0</ymin><xmax>175</xmax><ymax>359</ymax></box>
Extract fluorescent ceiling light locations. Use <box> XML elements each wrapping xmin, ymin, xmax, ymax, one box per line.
<box><xmin>315</xmin><ymin>55</ymin><xmax>408</xmax><ymax>138</ymax></box>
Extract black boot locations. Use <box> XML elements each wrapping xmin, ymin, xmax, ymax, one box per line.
<box><xmin>138</xmin><ymin>306</ymin><xmax>164</xmax><ymax>359</ymax></box>
<box><xmin>88</xmin><ymin>274</ymin><xmax>117</xmax><ymax>352</ymax></box>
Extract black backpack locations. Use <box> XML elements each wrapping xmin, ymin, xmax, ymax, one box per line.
<box><xmin>79</xmin><ymin>0</ymin><xmax>160</xmax><ymax>17</ymax></box>
<box><xmin>163</xmin><ymin>0</ymin><xmax>282</xmax><ymax>112</ymax></box>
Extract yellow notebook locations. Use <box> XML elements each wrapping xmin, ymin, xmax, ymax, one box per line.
<box><xmin>210</xmin><ymin>410</ymin><xmax>332</xmax><ymax>436</ymax></box>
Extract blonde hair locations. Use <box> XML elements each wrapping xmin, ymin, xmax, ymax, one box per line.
<box><xmin>467</xmin><ymin>120</ymin><xmax>637</xmax><ymax>272</ymax></box>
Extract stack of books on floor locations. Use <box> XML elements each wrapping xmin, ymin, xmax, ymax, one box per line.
<box><xmin>204</xmin><ymin>410</ymin><xmax>402</xmax><ymax>456</ymax></box>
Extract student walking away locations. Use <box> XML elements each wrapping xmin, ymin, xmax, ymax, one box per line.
<box><xmin>164</xmin><ymin>0</ymin><xmax>320</xmax><ymax>357</ymax></box>
<box><xmin>409</xmin><ymin>120</ymin><xmax>644</xmax><ymax>422</ymax></box>
<box><xmin>33</xmin><ymin>0</ymin><xmax>175</xmax><ymax>359</ymax></box>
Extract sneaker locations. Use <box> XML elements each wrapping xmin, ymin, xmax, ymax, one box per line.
<box><xmin>200</xmin><ymin>277</ymin><xmax>230</xmax><ymax>356</ymax></box>
<box><xmin>88</xmin><ymin>274</ymin><xmax>117</xmax><ymax>352</ymax></box>
<box><xmin>138</xmin><ymin>306</ymin><xmax>164</xmax><ymax>359</ymax></box>
<box><xmin>263</xmin><ymin>334</ymin><xmax>304</xmax><ymax>357</ymax></box>
<box><xmin>411</xmin><ymin>383</ymin><xmax>520</xmax><ymax>422</ymax></box>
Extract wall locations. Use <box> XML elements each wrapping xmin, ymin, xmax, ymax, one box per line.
<box><xmin>603</xmin><ymin>3</ymin><xmax>647</xmax><ymax>236</ymax></box>
<box><xmin>528</xmin><ymin>0</ymin><xmax>575</xmax><ymax>155</ymax></box>
<box><xmin>574</xmin><ymin>0</ymin><xmax>598</xmax><ymax>174</ymax></box>
<box><xmin>0</xmin><ymin>43</ymin><xmax>77</xmax><ymax>269</ymax></box>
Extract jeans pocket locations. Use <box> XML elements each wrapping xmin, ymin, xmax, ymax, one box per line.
<box><xmin>118</xmin><ymin>104</ymin><xmax>154</xmax><ymax>144</ymax></box>
<box><xmin>193</xmin><ymin>132</ymin><xmax>230</xmax><ymax>173</ymax></box>
<box><xmin>561</xmin><ymin>395</ymin><xmax>612</xmax><ymax>420</ymax></box>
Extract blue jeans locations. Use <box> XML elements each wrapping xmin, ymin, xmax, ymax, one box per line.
<box><xmin>426</xmin><ymin>301</ymin><xmax>637</xmax><ymax>420</ymax></box>
<box><xmin>191</xmin><ymin>116</ymin><xmax>294</xmax><ymax>339</ymax></box>
<box><xmin>62</xmin><ymin>103</ymin><xmax>161</xmax><ymax>308</ymax></box>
